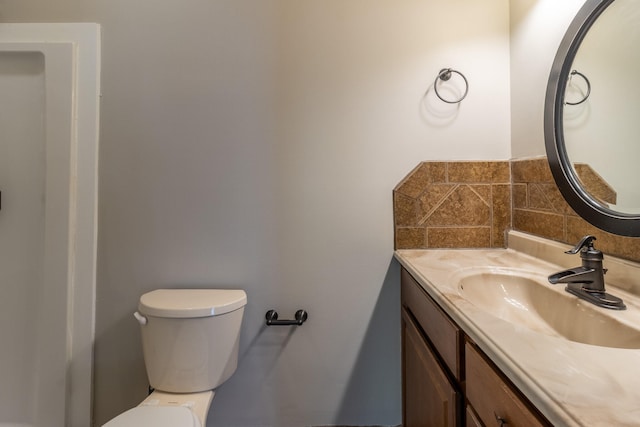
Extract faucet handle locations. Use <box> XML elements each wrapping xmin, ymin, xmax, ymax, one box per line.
<box><xmin>566</xmin><ymin>235</ymin><xmax>597</xmax><ymax>255</ymax></box>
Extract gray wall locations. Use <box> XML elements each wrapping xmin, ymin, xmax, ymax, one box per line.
<box><xmin>0</xmin><ymin>1</ymin><xmax>511</xmax><ymax>425</ymax></box>
<box><xmin>0</xmin><ymin>51</ymin><xmax>44</xmax><ymax>423</ymax></box>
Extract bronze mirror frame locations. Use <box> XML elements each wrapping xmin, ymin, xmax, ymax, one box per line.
<box><xmin>544</xmin><ymin>0</ymin><xmax>640</xmax><ymax>236</ymax></box>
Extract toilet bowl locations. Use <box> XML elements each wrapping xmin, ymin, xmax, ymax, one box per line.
<box><xmin>103</xmin><ymin>405</ymin><xmax>201</xmax><ymax>427</ymax></box>
<box><xmin>103</xmin><ymin>390</ymin><xmax>213</xmax><ymax>427</ymax></box>
<box><xmin>102</xmin><ymin>288</ymin><xmax>247</xmax><ymax>427</ymax></box>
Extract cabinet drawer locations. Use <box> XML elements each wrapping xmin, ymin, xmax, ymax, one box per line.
<box><xmin>401</xmin><ymin>267</ymin><xmax>462</xmax><ymax>380</ymax></box>
<box><xmin>465</xmin><ymin>341</ymin><xmax>550</xmax><ymax>427</ymax></box>
<box><xmin>465</xmin><ymin>405</ymin><xmax>483</xmax><ymax>427</ymax></box>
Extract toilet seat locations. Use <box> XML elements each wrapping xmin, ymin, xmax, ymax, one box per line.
<box><xmin>102</xmin><ymin>405</ymin><xmax>201</xmax><ymax>427</ymax></box>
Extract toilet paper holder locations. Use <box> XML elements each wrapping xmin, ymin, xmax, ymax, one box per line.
<box><xmin>265</xmin><ymin>309</ymin><xmax>308</xmax><ymax>326</ymax></box>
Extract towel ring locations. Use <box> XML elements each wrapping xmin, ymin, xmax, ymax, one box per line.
<box><xmin>433</xmin><ymin>68</ymin><xmax>469</xmax><ymax>104</ymax></box>
<box><xmin>565</xmin><ymin>70</ymin><xmax>591</xmax><ymax>105</ymax></box>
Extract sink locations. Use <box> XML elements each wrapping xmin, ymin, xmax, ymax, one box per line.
<box><xmin>456</xmin><ymin>268</ymin><xmax>640</xmax><ymax>349</ymax></box>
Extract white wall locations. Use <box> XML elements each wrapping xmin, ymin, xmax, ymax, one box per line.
<box><xmin>510</xmin><ymin>0</ymin><xmax>586</xmax><ymax>158</ymax></box>
<box><xmin>0</xmin><ymin>1</ymin><xmax>510</xmax><ymax>426</ymax></box>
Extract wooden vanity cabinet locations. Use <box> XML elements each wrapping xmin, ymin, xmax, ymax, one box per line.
<box><xmin>402</xmin><ymin>309</ymin><xmax>460</xmax><ymax>426</ymax></box>
<box><xmin>465</xmin><ymin>341</ymin><xmax>550</xmax><ymax>427</ymax></box>
<box><xmin>401</xmin><ymin>267</ymin><xmax>552</xmax><ymax>427</ymax></box>
<box><xmin>401</xmin><ymin>268</ymin><xmax>463</xmax><ymax>426</ymax></box>
<box><xmin>465</xmin><ymin>405</ymin><xmax>483</xmax><ymax>427</ymax></box>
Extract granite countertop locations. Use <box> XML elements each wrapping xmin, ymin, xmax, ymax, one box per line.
<box><xmin>394</xmin><ymin>231</ymin><xmax>640</xmax><ymax>427</ymax></box>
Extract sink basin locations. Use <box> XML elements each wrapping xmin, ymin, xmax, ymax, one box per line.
<box><xmin>456</xmin><ymin>268</ymin><xmax>640</xmax><ymax>349</ymax></box>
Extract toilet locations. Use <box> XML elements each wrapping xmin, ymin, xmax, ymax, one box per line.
<box><xmin>103</xmin><ymin>288</ymin><xmax>247</xmax><ymax>427</ymax></box>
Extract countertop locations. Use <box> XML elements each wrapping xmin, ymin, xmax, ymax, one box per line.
<box><xmin>394</xmin><ymin>231</ymin><xmax>640</xmax><ymax>427</ymax></box>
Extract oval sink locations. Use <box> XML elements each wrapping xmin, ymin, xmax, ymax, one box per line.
<box><xmin>457</xmin><ymin>269</ymin><xmax>640</xmax><ymax>349</ymax></box>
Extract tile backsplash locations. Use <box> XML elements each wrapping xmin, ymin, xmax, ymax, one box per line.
<box><xmin>393</xmin><ymin>157</ymin><xmax>640</xmax><ymax>263</ymax></box>
<box><xmin>393</xmin><ymin>161</ymin><xmax>510</xmax><ymax>249</ymax></box>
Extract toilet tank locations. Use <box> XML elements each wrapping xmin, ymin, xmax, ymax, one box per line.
<box><xmin>136</xmin><ymin>289</ymin><xmax>247</xmax><ymax>393</ymax></box>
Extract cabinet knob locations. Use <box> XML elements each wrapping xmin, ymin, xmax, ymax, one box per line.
<box><xmin>494</xmin><ymin>412</ymin><xmax>508</xmax><ymax>426</ymax></box>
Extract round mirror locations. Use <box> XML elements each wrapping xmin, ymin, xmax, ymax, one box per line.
<box><xmin>545</xmin><ymin>0</ymin><xmax>640</xmax><ymax>236</ymax></box>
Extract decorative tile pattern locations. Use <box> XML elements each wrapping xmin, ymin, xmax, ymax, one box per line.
<box><xmin>510</xmin><ymin>157</ymin><xmax>572</xmax><ymax>242</ymax></box>
<box><xmin>393</xmin><ymin>161</ymin><xmax>510</xmax><ymax>249</ymax></box>
<box><xmin>491</xmin><ymin>183</ymin><xmax>511</xmax><ymax>247</ymax></box>
<box><xmin>393</xmin><ymin>157</ymin><xmax>640</xmax><ymax>263</ymax></box>
<box><xmin>509</xmin><ymin>157</ymin><xmax>640</xmax><ymax>263</ymax></box>
<box><xmin>393</xmin><ymin>157</ymin><xmax>640</xmax><ymax>262</ymax></box>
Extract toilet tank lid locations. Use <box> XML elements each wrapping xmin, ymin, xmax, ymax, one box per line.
<box><xmin>139</xmin><ymin>289</ymin><xmax>247</xmax><ymax>318</ymax></box>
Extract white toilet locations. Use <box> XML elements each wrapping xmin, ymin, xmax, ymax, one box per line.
<box><xmin>103</xmin><ymin>288</ymin><xmax>247</xmax><ymax>427</ymax></box>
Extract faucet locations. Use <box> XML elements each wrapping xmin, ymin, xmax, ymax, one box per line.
<box><xmin>548</xmin><ymin>235</ymin><xmax>625</xmax><ymax>310</ymax></box>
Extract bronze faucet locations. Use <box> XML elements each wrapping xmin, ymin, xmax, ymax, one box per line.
<box><xmin>548</xmin><ymin>235</ymin><xmax>625</xmax><ymax>310</ymax></box>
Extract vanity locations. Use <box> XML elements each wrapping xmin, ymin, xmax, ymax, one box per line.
<box><xmin>396</xmin><ymin>231</ymin><xmax>640</xmax><ymax>427</ymax></box>
<box><xmin>401</xmin><ymin>266</ymin><xmax>550</xmax><ymax>427</ymax></box>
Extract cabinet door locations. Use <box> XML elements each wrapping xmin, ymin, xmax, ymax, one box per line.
<box><xmin>402</xmin><ymin>309</ymin><xmax>460</xmax><ymax>427</ymax></box>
